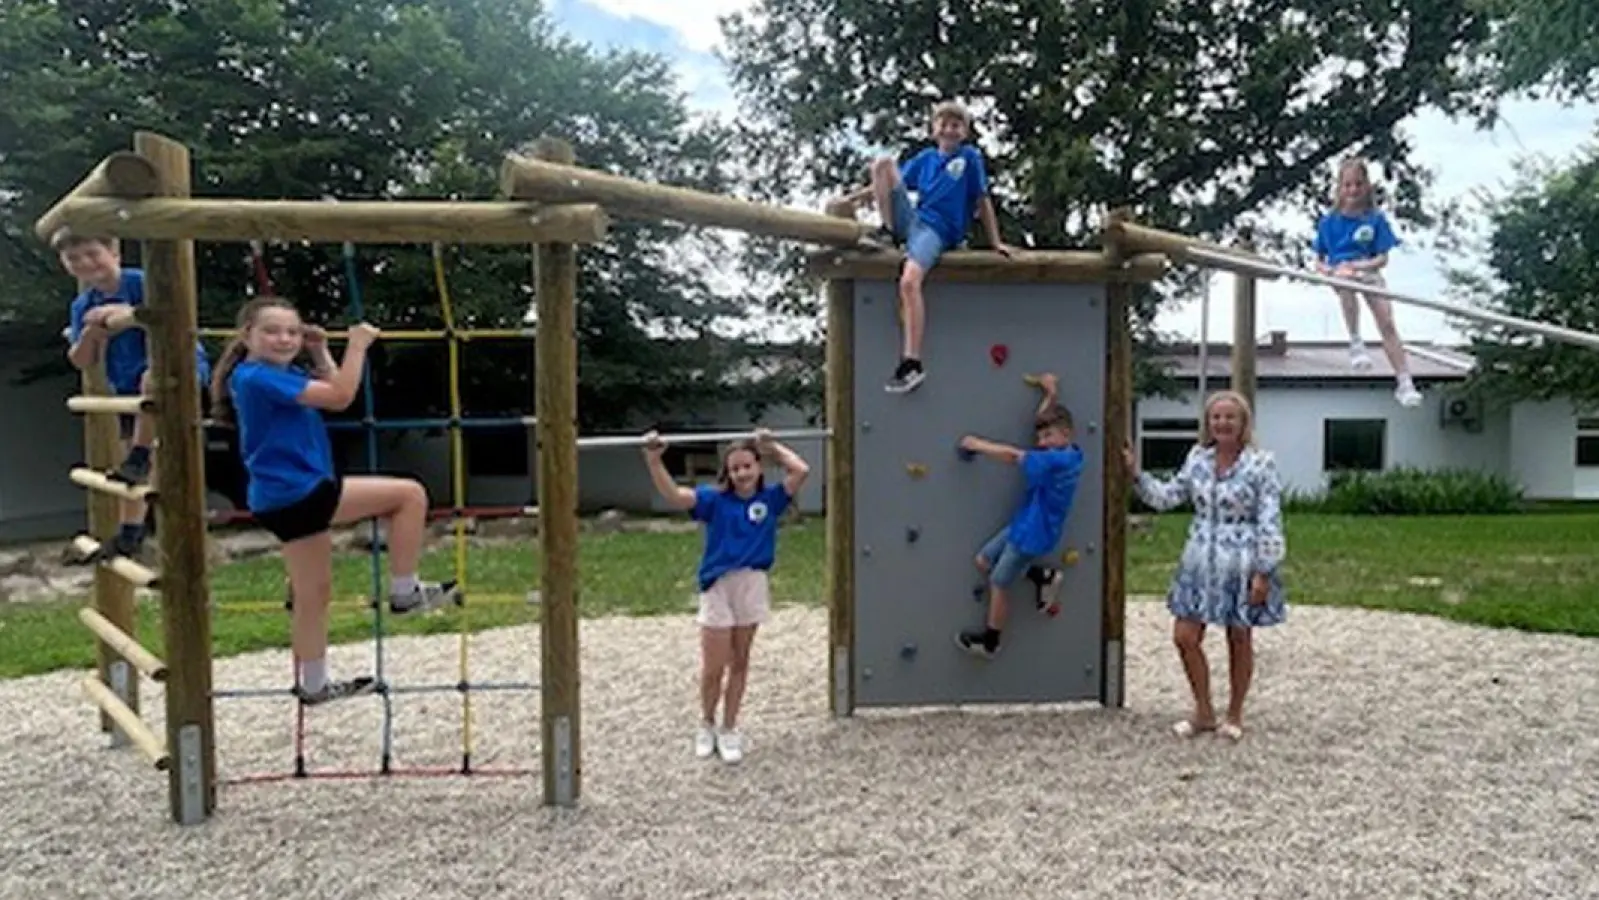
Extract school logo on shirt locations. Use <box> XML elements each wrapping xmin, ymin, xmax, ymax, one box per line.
<box><xmin>944</xmin><ymin>156</ymin><xmax>966</xmax><ymax>180</ymax></box>
<box><xmin>747</xmin><ymin>501</ymin><xmax>769</xmax><ymax>524</ymax></box>
<box><xmin>1353</xmin><ymin>224</ymin><xmax>1375</xmax><ymax>244</ymax></box>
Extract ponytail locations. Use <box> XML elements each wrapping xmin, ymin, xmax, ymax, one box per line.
<box><xmin>208</xmin><ymin>294</ymin><xmax>298</xmax><ymax>427</ymax></box>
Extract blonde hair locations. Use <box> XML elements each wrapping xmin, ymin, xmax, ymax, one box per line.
<box><xmin>1200</xmin><ymin>390</ymin><xmax>1255</xmax><ymax>447</ymax></box>
<box><xmin>209</xmin><ymin>295</ymin><xmax>301</xmax><ymax>426</ymax></box>
<box><xmin>716</xmin><ymin>439</ymin><xmax>766</xmax><ymax>492</ymax></box>
<box><xmin>931</xmin><ymin>100</ymin><xmax>971</xmax><ymax>127</ymax></box>
<box><xmin>1335</xmin><ymin>156</ymin><xmax>1376</xmax><ymax>211</ymax></box>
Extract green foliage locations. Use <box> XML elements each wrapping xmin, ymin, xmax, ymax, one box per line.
<box><xmin>1480</xmin><ymin>0</ymin><xmax>1599</xmax><ymax>99</ymax></box>
<box><xmin>1315</xmin><ymin>466</ymin><xmax>1525</xmax><ymax>515</ymax></box>
<box><xmin>0</xmin><ymin>0</ymin><xmax>806</xmax><ymax>429</ymax></box>
<box><xmin>1448</xmin><ymin>149</ymin><xmax>1599</xmax><ymax>408</ymax></box>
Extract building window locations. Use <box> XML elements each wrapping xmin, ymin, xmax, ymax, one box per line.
<box><xmin>465</xmin><ymin>426</ymin><xmax>531</xmax><ymax>478</ymax></box>
<box><xmin>663</xmin><ymin>441</ymin><xmax>721</xmax><ymax>483</ymax></box>
<box><xmin>1577</xmin><ymin>417</ymin><xmax>1599</xmax><ymax>468</ymax></box>
<box><xmin>1323</xmin><ymin>419</ymin><xmax>1385</xmax><ymax>472</ymax></box>
<box><xmin>1139</xmin><ymin>417</ymin><xmax>1199</xmax><ymax>472</ymax></box>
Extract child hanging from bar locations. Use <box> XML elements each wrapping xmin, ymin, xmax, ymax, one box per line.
<box><xmin>834</xmin><ymin>100</ymin><xmax>1014</xmax><ymax>394</ymax></box>
<box><xmin>1313</xmin><ymin>156</ymin><xmax>1422</xmax><ymax>408</ymax></box>
<box><xmin>639</xmin><ymin>427</ymin><xmax>811</xmax><ymax>764</ymax></box>
<box><xmin>58</xmin><ymin>232</ymin><xmax>214</xmax><ymax>557</ymax></box>
<box><xmin>954</xmin><ymin>373</ymin><xmax>1084</xmax><ymax>659</ymax></box>
<box><xmin>210</xmin><ymin>296</ymin><xmax>459</xmax><ymax>705</ymax></box>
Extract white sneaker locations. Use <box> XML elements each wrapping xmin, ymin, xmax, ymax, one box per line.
<box><xmin>1395</xmin><ymin>382</ymin><xmax>1423</xmax><ymax>408</ymax></box>
<box><xmin>693</xmin><ymin>725</ymin><xmax>717</xmax><ymax>759</ymax></box>
<box><xmin>1349</xmin><ymin>346</ymin><xmax>1373</xmax><ymax>371</ymax></box>
<box><xmin>716</xmin><ymin>729</ymin><xmax>744</xmax><ymax>764</ymax></box>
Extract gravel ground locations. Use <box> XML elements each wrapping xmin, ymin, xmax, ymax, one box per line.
<box><xmin>4</xmin><ymin>602</ymin><xmax>1597</xmax><ymax>900</ymax></box>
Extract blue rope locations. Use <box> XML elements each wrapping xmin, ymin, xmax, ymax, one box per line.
<box><xmin>341</xmin><ymin>242</ymin><xmax>395</xmax><ymax>774</ymax></box>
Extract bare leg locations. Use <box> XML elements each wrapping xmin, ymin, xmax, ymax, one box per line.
<box><xmin>721</xmin><ymin>625</ymin><xmax>759</xmax><ymax>728</ymax></box>
<box><xmin>699</xmin><ymin>627</ymin><xmax>732</xmax><ymax>724</ymax></box>
<box><xmin>870</xmin><ymin>158</ymin><xmax>899</xmax><ymax>231</ymax></box>
<box><xmin>131</xmin><ymin>370</ymin><xmax>156</xmax><ymax>449</ymax></box>
<box><xmin>1224</xmin><ymin>626</ymin><xmax>1254</xmax><ymax>728</ymax></box>
<box><xmin>1334</xmin><ymin>288</ymin><xmax>1362</xmax><ymax>342</ymax></box>
<box><xmin>281</xmin><ymin>531</ymin><xmax>335</xmax><ymax>667</ymax></box>
<box><xmin>986</xmin><ymin>583</ymin><xmax>1010</xmax><ymax>631</ymax></box>
<box><xmin>1173</xmin><ymin>618</ymin><xmax>1216</xmax><ymax>729</ymax></box>
<box><xmin>1365</xmin><ymin>295</ymin><xmax>1410</xmax><ymax>376</ymax></box>
<box><xmin>899</xmin><ymin>262</ymin><xmax>928</xmax><ymax>361</ymax></box>
<box><xmin>329</xmin><ymin>475</ymin><xmax>428</xmax><ymax>579</ymax></box>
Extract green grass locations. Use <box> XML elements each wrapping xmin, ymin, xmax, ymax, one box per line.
<box><xmin>1</xmin><ymin>512</ymin><xmax>1595</xmax><ymax>679</ymax></box>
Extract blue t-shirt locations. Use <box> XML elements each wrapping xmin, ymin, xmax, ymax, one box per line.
<box><xmin>1312</xmin><ymin>209</ymin><xmax>1398</xmax><ymax>264</ymax></box>
<box><xmin>900</xmin><ymin>144</ymin><xmax>990</xmax><ymax>247</ymax></box>
<box><xmin>1007</xmin><ymin>445</ymin><xmax>1085</xmax><ymax>557</ymax></box>
<box><xmin>228</xmin><ymin>360</ymin><xmax>336</xmax><ymax>513</ymax></box>
<box><xmin>67</xmin><ymin>268</ymin><xmax>211</xmax><ymax>395</ymax></box>
<box><xmin>691</xmin><ymin>482</ymin><xmax>793</xmax><ymax>591</ymax></box>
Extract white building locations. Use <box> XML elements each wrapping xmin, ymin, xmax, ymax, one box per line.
<box><xmin>1136</xmin><ymin>331</ymin><xmax>1599</xmax><ymax>500</ymax></box>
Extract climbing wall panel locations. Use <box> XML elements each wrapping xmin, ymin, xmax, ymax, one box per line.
<box><xmin>851</xmin><ymin>279</ymin><xmax>1107</xmax><ymax>708</ymax></box>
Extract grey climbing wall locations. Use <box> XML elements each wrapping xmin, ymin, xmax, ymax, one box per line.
<box><xmin>852</xmin><ymin>279</ymin><xmax>1106</xmax><ymax>708</ymax></box>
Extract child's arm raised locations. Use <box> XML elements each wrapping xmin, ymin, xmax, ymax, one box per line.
<box><xmin>1030</xmin><ymin>372</ymin><xmax>1059</xmax><ymax>417</ymax></box>
<box><xmin>755</xmin><ymin>428</ymin><xmax>811</xmax><ymax>497</ymax></box>
<box><xmin>303</xmin><ymin>325</ymin><xmax>337</xmax><ymax>379</ymax></box>
<box><xmin>959</xmin><ymin>434</ymin><xmax>1024</xmax><ymax>465</ymax></box>
<box><xmin>297</xmin><ymin>322</ymin><xmax>379</xmax><ymax>412</ymax></box>
<box><xmin>640</xmin><ymin>431</ymin><xmax>696</xmax><ymax>510</ymax></box>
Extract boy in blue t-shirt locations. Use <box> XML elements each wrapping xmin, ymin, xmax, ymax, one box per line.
<box><xmin>836</xmin><ymin>100</ymin><xmax>1014</xmax><ymax>394</ymax></box>
<box><xmin>58</xmin><ymin>232</ymin><xmax>213</xmax><ymax>557</ymax></box>
<box><xmin>954</xmin><ymin>373</ymin><xmax>1084</xmax><ymax>659</ymax></box>
<box><xmin>1312</xmin><ymin>156</ymin><xmax>1421</xmax><ymax>408</ymax></box>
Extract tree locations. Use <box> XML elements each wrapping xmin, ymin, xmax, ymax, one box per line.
<box><xmin>718</xmin><ymin>0</ymin><xmax>1500</xmax><ymax>364</ymax></box>
<box><xmin>1448</xmin><ymin>148</ymin><xmax>1599</xmax><ymax>407</ymax></box>
<box><xmin>1482</xmin><ymin>0</ymin><xmax>1599</xmax><ymax>99</ymax></box>
<box><xmin>0</xmin><ymin>0</ymin><xmax>797</xmax><ymax>430</ymax></box>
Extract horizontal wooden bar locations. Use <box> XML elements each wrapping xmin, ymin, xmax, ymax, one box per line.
<box><xmin>1101</xmin><ymin>219</ymin><xmax>1267</xmax><ymax>267</ymax></box>
<box><xmin>35</xmin><ymin>152</ymin><xmax>162</xmax><ymax>243</ymax></box>
<box><xmin>70</xmin><ymin>467</ymin><xmax>156</xmax><ymax>503</ymax></box>
<box><xmin>501</xmin><ymin>153</ymin><xmax>873</xmax><ymax>247</ymax></box>
<box><xmin>1183</xmin><ymin>245</ymin><xmax>1599</xmax><ymax>352</ymax></box>
<box><xmin>81</xmin><ymin>676</ymin><xmax>170</xmax><ymax>770</ymax></box>
<box><xmin>68</xmin><ymin>396</ymin><xmax>153</xmax><ymax>415</ymax></box>
<box><xmin>78</xmin><ymin>607</ymin><xmax>168</xmax><ymax>681</ymax></box>
<box><xmin>47</xmin><ymin>198</ymin><xmax>610</xmax><ymax>246</ymax></box>
<box><xmin>72</xmin><ymin>535</ymin><xmax>161</xmax><ymax>589</ymax></box>
<box><xmin>807</xmin><ymin>249</ymin><xmax>1169</xmax><ymax>284</ymax></box>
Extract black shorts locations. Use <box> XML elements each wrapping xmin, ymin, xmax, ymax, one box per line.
<box><xmin>253</xmin><ymin>479</ymin><xmax>343</xmax><ymax>543</ymax></box>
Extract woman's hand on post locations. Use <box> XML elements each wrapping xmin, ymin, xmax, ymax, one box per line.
<box><xmin>1121</xmin><ymin>441</ymin><xmax>1139</xmax><ymax>478</ymax></box>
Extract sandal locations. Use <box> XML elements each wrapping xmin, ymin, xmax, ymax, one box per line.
<box><xmin>1217</xmin><ymin>721</ymin><xmax>1244</xmax><ymax>742</ymax></box>
<box><xmin>1172</xmin><ymin>719</ymin><xmax>1216</xmax><ymax>739</ymax></box>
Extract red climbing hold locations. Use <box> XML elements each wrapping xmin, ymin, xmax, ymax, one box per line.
<box><xmin>990</xmin><ymin>344</ymin><xmax>1009</xmax><ymax>367</ymax></box>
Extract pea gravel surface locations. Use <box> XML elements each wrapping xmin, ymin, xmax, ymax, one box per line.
<box><xmin>4</xmin><ymin>602</ymin><xmax>1597</xmax><ymax>900</ymax></box>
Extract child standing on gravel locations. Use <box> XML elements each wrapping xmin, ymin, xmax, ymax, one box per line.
<box><xmin>210</xmin><ymin>296</ymin><xmax>459</xmax><ymax>706</ymax></box>
<box><xmin>640</xmin><ymin>427</ymin><xmax>811</xmax><ymax>764</ymax></box>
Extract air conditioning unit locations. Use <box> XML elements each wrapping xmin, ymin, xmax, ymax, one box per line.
<box><xmin>1438</xmin><ymin>390</ymin><xmax>1483</xmax><ymax>433</ymax></box>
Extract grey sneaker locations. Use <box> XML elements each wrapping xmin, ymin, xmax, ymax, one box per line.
<box><xmin>390</xmin><ymin>580</ymin><xmax>461</xmax><ymax>615</ymax></box>
<box><xmin>295</xmin><ymin>676</ymin><xmax>378</xmax><ymax>706</ymax></box>
<box><xmin>885</xmin><ymin>361</ymin><xmax>926</xmax><ymax>394</ymax></box>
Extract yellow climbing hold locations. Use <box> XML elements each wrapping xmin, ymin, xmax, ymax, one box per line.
<box><xmin>1062</xmin><ymin>549</ymin><xmax>1080</xmax><ymax>566</ymax></box>
<box><xmin>1023</xmin><ymin>373</ymin><xmax>1043</xmax><ymax>387</ymax></box>
<box><xmin>905</xmin><ymin>462</ymin><xmax>929</xmax><ymax>479</ymax></box>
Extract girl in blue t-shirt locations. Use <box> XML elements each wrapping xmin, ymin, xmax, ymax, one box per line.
<box><xmin>210</xmin><ymin>296</ymin><xmax>459</xmax><ymax>706</ymax></box>
<box><xmin>1312</xmin><ymin>156</ymin><xmax>1422</xmax><ymax>408</ymax></box>
<box><xmin>640</xmin><ymin>428</ymin><xmax>811</xmax><ymax>764</ymax></box>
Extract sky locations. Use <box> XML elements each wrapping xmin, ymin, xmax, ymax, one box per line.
<box><xmin>548</xmin><ymin>0</ymin><xmax>1599</xmax><ymax>348</ymax></box>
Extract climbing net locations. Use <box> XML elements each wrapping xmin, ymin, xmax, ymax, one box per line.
<box><xmin>207</xmin><ymin>242</ymin><xmax>539</xmax><ymax>783</ymax></box>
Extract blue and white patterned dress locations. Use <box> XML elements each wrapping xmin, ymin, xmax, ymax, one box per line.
<box><xmin>1134</xmin><ymin>443</ymin><xmax>1288</xmax><ymax>628</ymax></box>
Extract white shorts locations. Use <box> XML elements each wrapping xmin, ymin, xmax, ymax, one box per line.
<box><xmin>696</xmin><ymin>569</ymin><xmax>770</xmax><ymax>629</ymax></box>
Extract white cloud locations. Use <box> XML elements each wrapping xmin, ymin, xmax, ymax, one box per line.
<box><xmin>579</xmin><ymin>0</ymin><xmax>750</xmax><ymax>53</ymax></box>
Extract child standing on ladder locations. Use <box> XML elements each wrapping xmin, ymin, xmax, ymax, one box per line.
<box><xmin>210</xmin><ymin>296</ymin><xmax>459</xmax><ymax>705</ymax></box>
<box><xmin>954</xmin><ymin>373</ymin><xmax>1084</xmax><ymax>659</ymax></box>
<box><xmin>58</xmin><ymin>232</ymin><xmax>213</xmax><ymax>558</ymax></box>
<box><xmin>1313</xmin><ymin>156</ymin><xmax>1422</xmax><ymax>408</ymax></box>
<box><xmin>640</xmin><ymin>427</ymin><xmax>811</xmax><ymax>764</ymax></box>
<box><xmin>835</xmin><ymin>100</ymin><xmax>1013</xmax><ymax>394</ymax></box>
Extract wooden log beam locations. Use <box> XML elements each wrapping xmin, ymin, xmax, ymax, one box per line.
<box><xmin>70</xmin><ymin>467</ymin><xmax>156</xmax><ymax>503</ymax></box>
<box><xmin>531</xmin><ymin>138</ymin><xmax>582</xmax><ymax>808</ymax></box>
<box><xmin>501</xmin><ymin>152</ymin><xmax>872</xmax><ymax>246</ymax></box>
<box><xmin>78</xmin><ymin>608</ymin><xmax>168</xmax><ymax>682</ymax></box>
<box><xmin>71</xmin><ymin>535</ymin><xmax>161</xmax><ymax>589</ymax></box>
<box><xmin>137</xmin><ymin>130</ymin><xmax>217</xmax><ymax>826</ymax></box>
<box><xmin>1231</xmin><ymin>231</ymin><xmax>1259</xmax><ymax>412</ymax></box>
<box><xmin>81</xmin><ymin>677</ymin><xmax>170</xmax><ymax>770</ymax></box>
<box><xmin>68</xmin><ymin>395</ymin><xmax>154</xmax><ymax>415</ymax></box>
<box><xmin>34</xmin><ymin>152</ymin><xmax>161</xmax><ymax>243</ymax></box>
<box><xmin>80</xmin><ymin>368</ymin><xmax>139</xmax><ymax>737</ymax></box>
<box><xmin>822</xmin><ymin>199</ymin><xmax>857</xmax><ymax>719</ymax></box>
<box><xmin>1100</xmin><ymin>283</ymin><xmax>1131</xmax><ymax>709</ymax></box>
<box><xmin>46</xmin><ymin>198</ymin><xmax>609</xmax><ymax>246</ymax></box>
<box><xmin>807</xmin><ymin>249</ymin><xmax>1169</xmax><ymax>284</ymax></box>
<box><xmin>1101</xmin><ymin>218</ymin><xmax>1268</xmax><ymax>268</ymax></box>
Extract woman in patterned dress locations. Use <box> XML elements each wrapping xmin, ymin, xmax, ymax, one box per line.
<box><xmin>1123</xmin><ymin>390</ymin><xmax>1286</xmax><ymax>741</ymax></box>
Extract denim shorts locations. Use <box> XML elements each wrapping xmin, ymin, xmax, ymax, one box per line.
<box><xmin>977</xmin><ymin>526</ymin><xmax>1048</xmax><ymax>588</ymax></box>
<box><xmin>890</xmin><ymin>183</ymin><xmax>949</xmax><ymax>272</ymax></box>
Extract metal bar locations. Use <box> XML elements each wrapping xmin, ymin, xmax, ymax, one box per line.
<box><xmin>1182</xmin><ymin>246</ymin><xmax>1599</xmax><ymax>352</ymax></box>
<box><xmin>197</xmin><ymin>327</ymin><xmax>533</xmax><ymax>342</ymax></box>
<box><xmin>215</xmin><ymin>680</ymin><xmax>538</xmax><ymax>700</ymax></box>
<box><xmin>576</xmin><ymin>427</ymin><xmax>832</xmax><ymax>449</ymax></box>
<box><xmin>322</xmin><ymin>416</ymin><xmax>536</xmax><ymax>431</ymax></box>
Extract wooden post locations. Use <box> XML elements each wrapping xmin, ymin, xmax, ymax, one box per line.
<box><xmin>1099</xmin><ymin>209</ymin><xmax>1131</xmax><ymax>710</ymax></box>
<box><xmin>134</xmin><ymin>131</ymin><xmax>216</xmax><ymax>825</ymax></box>
<box><xmin>82</xmin><ymin>366</ymin><xmax>139</xmax><ymax>737</ymax></box>
<box><xmin>1231</xmin><ymin>230</ymin><xmax>1258</xmax><ymax>412</ymax></box>
<box><xmin>822</xmin><ymin>201</ymin><xmax>857</xmax><ymax>719</ymax></box>
<box><xmin>528</xmin><ymin>137</ymin><xmax>581</xmax><ymax>807</ymax></box>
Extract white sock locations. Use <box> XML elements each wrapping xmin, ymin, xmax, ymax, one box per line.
<box><xmin>1397</xmin><ymin>372</ymin><xmax>1415</xmax><ymax>389</ymax></box>
<box><xmin>391</xmin><ymin>574</ymin><xmax>419</xmax><ymax>595</ymax></box>
<box><xmin>300</xmin><ymin>658</ymin><xmax>329</xmax><ymax>693</ymax></box>
<box><xmin>1349</xmin><ymin>336</ymin><xmax>1365</xmax><ymax>351</ymax></box>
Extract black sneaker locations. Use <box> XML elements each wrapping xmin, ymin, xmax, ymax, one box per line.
<box><xmin>885</xmin><ymin>359</ymin><xmax>926</xmax><ymax>394</ymax></box>
<box><xmin>955</xmin><ymin>630</ymin><xmax>997</xmax><ymax>660</ymax></box>
<box><xmin>1027</xmin><ymin>565</ymin><xmax>1064</xmax><ymax>617</ymax></box>
<box><xmin>115</xmin><ymin>449</ymin><xmax>153</xmax><ymax>486</ymax></box>
<box><xmin>108</xmin><ymin>530</ymin><xmax>145</xmax><ymax>559</ymax></box>
<box><xmin>862</xmin><ymin>225</ymin><xmax>899</xmax><ymax>250</ymax></box>
<box><xmin>295</xmin><ymin>677</ymin><xmax>378</xmax><ymax>706</ymax></box>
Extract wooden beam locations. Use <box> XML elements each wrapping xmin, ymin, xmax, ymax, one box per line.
<box><xmin>72</xmin><ymin>535</ymin><xmax>160</xmax><ymax>589</ymax></box>
<box><xmin>68</xmin><ymin>395</ymin><xmax>154</xmax><ymax>415</ymax></box>
<box><xmin>1102</xmin><ymin>218</ymin><xmax>1269</xmax><ymax>268</ymax></box>
<box><xmin>81</xmin><ymin>677</ymin><xmax>169</xmax><ymax>771</ymax></box>
<box><xmin>822</xmin><ymin>199</ymin><xmax>856</xmax><ymax>719</ymax></box>
<box><xmin>79</xmin><ymin>369</ymin><xmax>139</xmax><ymax>738</ymax></box>
<box><xmin>135</xmin><ymin>131</ymin><xmax>217</xmax><ymax>826</ymax></box>
<box><xmin>46</xmin><ymin>198</ymin><xmax>609</xmax><ymax>246</ymax></box>
<box><xmin>34</xmin><ymin>151</ymin><xmax>161</xmax><ymax>243</ymax></box>
<box><xmin>501</xmin><ymin>152</ymin><xmax>871</xmax><ymax>246</ymax></box>
<box><xmin>1100</xmin><ymin>283</ymin><xmax>1131</xmax><ymax>709</ymax></box>
<box><xmin>531</xmin><ymin>137</ymin><xmax>582</xmax><ymax>808</ymax></box>
<box><xmin>1231</xmin><ymin>231</ymin><xmax>1259</xmax><ymax>412</ymax></box>
<box><xmin>806</xmin><ymin>249</ymin><xmax>1169</xmax><ymax>284</ymax></box>
<box><xmin>78</xmin><ymin>608</ymin><xmax>168</xmax><ymax>682</ymax></box>
<box><xmin>69</xmin><ymin>467</ymin><xmax>156</xmax><ymax>503</ymax></box>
